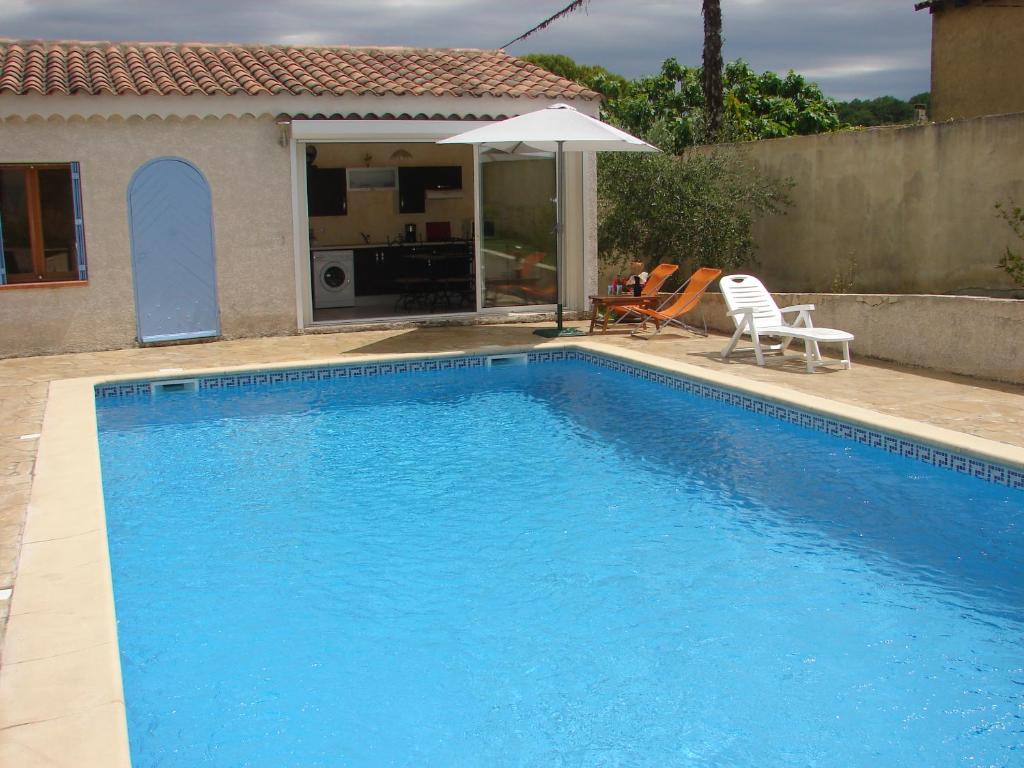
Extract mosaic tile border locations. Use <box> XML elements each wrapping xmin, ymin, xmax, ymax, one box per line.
<box><xmin>568</xmin><ymin>349</ymin><xmax>1024</xmax><ymax>491</ymax></box>
<box><xmin>94</xmin><ymin>350</ymin><xmax>576</xmax><ymax>399</ymax></box>
<box><xmin>94</xmin><ymin>348</ymin><xmax>1023</xmax><ymax>490</ymax></box>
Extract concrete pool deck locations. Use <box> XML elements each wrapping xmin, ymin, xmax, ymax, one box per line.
<box><xmin>1</xmin><ymin>322</ymin><xmax>1023</xmax><ymax>766</ymax></box>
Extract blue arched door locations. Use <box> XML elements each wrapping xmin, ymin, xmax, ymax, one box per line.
<box><xmin>128</xmin><ymin>157</ymin><xmax>219</xmax><ymax>343</ymax></box>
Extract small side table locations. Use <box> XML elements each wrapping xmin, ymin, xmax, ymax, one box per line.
<box><xmin>588</xmin><ymin>294</ymin><xmax>660</xmax><ymax>334</ymax></box>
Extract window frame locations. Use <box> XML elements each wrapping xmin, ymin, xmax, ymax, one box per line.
<box><xmin>0</xmin><ymin>162</ymin><xmax>88</xmax><ymax>286</ymax></box>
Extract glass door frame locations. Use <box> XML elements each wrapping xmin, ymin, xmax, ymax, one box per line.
<box><xmin>288</xmin><ymin>120</ymin><xmax>492</xmax><ymax>330</ymax></box>
<box><xmin>474</xmin><ymin>145</ymin><xmax>558</xmax><ymax>315</ymax></box>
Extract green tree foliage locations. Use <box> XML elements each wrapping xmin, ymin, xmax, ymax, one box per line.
<box><xmin>835</xmin><ymin>92</ymin><xmax>930</xmax><ymax>126</ymax></box>
<box><xmin>598</xmin><ymin>134</ymin><xmax>792</xmax><ymax>274</ymax></box>
<box><xmin>723</xmin><ymin>61</ymin><xmax>842</xmax><ymax>141</ymax></box>
<box><xmin>519</xmin><ymin>53</ymin><xmax>629</xmax><ymax>99</ymax></box>
<box><xmin>604</xmin><ymin>59</ymin><xmax>842</xmax><ymax>152</ymax></box>
<box><xmin>524</xmin><ymin>54</ymin><xmax>797</xmax><ymax>273</ymax></box>
<box><xmin>525</xmin><ymin>54</ymin><xmax>841</xmax><ymax>153</ymax></box>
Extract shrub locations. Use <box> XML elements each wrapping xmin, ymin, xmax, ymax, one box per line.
<box><xmin>598</xmin><ymin>125</ymin><xmax>791</xmax><ymax>279</ymax></box>
<box><xmin>995</xmin><ymin>201</ymin><xmax>1024</xmax><ymax>287</ymax></box>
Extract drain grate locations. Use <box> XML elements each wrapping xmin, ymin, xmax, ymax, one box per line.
<box><xmin>485</xmin><ymin>353</ymin><xmax>529</xmax><ymax>367</ymax></box>
<box><xmin>151</xmin><ymin>378</ymin><xmax>199</xmax><ymax>395</ymax></box>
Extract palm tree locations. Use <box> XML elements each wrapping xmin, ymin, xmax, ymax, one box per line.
<box><xmin>702</xmin><ymin>0</ymin><xmax>724</xmax><ymax>139</ymax></box>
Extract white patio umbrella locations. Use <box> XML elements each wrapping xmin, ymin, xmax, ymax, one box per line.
<box><xmin>439</xmin><ymin>103</ymin><xmax>659</xmax><ymax>336</ymax></box>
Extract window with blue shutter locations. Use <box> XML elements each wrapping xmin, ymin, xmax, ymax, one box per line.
<box><xmin>0</xmin><ymin>163</ymin><xmax>87</xmax><ymax>285</ymax></box>
<box><xmin>71</xmin><ymin>162</ymin><xmax>87</xmax><ymax>281</ymax></box>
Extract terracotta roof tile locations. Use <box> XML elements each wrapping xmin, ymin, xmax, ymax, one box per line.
<box><xmin>0</xmin><ymin>40</ymin><xmax>598</xmax><ymax>101</ymax></box>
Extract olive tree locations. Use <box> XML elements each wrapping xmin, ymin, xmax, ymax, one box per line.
<box><xmin>598</xmin><ymin>127</ymin><xmax>792</xmax><ymax>280</ymax></box>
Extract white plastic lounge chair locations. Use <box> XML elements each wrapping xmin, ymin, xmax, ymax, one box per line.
<box><xmin>720</xmin><ymin>274</ymin><xmax>853</xmax><ymax>373</ymax></box>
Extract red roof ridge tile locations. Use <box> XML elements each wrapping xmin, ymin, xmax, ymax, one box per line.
<box><xmin>0</xmin><ymin>39</ymin><xmax>503</xmax><ymax>56</ymax></box>
<box><xmin>0</xmin><ymin>39</ymin><xmax>599</xmax><ymax>102</ymax></box>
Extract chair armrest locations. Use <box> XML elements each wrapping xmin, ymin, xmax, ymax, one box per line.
<box><xmin>726</xmin><ymin>307</ymin><xmax>754</xmax><ymax>318</ymax></box>
<box><xmin>780</xmin><ymin>304</ymin><xmax>815</xmax><ymax>313</ymax></box>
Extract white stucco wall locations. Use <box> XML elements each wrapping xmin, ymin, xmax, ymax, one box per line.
<box><xmin>1</xmin><ymin>105</ymin><xmax>601</xmax><ymax>357</ymax></box>
<box><xmin>0</xmin><ymin>114</ymin><xmax>297</xmax><ymax>358</ymax></box>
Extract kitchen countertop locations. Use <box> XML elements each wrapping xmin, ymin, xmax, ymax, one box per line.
<box><xmin>311</xmin><ymin>240</ymin><xmax>472</xmax><ymax>251</ymax></box>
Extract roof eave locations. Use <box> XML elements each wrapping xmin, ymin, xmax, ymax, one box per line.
<box><xmin>0</xmin><ymin>91</ymin><xmax>602</xmax><ymax>122</ymax></box>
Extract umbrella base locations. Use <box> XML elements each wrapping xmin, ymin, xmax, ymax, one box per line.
<box><xmin>533</xmin><ymin>326</ymin><xmax>587</xmax><ymax>338</ymax></box>
<box><xmin>533</xmin><ymin>305</ymin><xmax>586</xmax><ymax>337</ymax></box>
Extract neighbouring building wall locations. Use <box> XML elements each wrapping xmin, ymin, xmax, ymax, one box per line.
<box><xmin>0</xmin><ymin>114</ymin><xmax>296</xmax><ymax>358</ymax></box>
<box><xmin>721</xmin><ymin>112</ymin><xmax>1024</xmax><ymax>295</ymax></box>
<box><xmin>928</xmin><ymin>0</ymin><xmax>1024</xmax><ymax>122</ymax></box>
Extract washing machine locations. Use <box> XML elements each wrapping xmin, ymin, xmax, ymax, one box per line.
<box><xmin>312</xmin><ymin>250</ymin><xmax>355</xmax><ymax>308</ymax></box>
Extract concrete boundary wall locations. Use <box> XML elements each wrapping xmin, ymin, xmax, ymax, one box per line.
<box><xmin>713</xmin><ymin>112</ymin><xmax>1024</xmax><ymax>295</ymax></box>
<box><xmin>685</xmin><ymin>293</ymin><xmax>1024</xmax><ymax>385</ymax></box>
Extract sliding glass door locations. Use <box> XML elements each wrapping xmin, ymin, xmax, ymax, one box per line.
<box><xmin>478</xmin><ymin>151</ymin><xmax>557</xmax><ymax>309</ymax></box>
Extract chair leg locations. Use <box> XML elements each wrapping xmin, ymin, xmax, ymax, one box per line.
<box><xmin>804</xmin><ymin>338</ymin><xmax>814</xmax><ymax>373</ymax></box>
<box><xmin>722</xmin><ymin>323</ymin><xmax>745</xmax><ymax>359</ymax></box>
<box><xmin>751</xmin><ymin>329</ymin><xmax>766</xmax><ymax>366</ymax></box>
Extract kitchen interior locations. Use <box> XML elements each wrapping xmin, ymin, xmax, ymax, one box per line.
<box><xmin>306</xmin><ymin>141</ymin><xmax>477</xmax><ymax>323</ymax></box>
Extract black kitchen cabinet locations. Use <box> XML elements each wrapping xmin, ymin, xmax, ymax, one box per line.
<box><xmin>398</xmin><ymin>166</ymin><xmax>462</xmax><ymax>214</ymax></box>
<box><xmin>307</xmin><ymin>167</ymin><xmax>347</xmax><ymax>216</ymax></box>
<box><xmin>352</xmin><ymin>246</ymin><xmax>390</xmax><ymax>295</ymax></box>
<box><xmin>424</xmin><ymin>166</ymin><xmax>462</xmax><ymax>191</ymax></box>
<box><xmin>352</xmin><ymin>242</ymin><xmax>473</xmax><ymax>297</ymax></box>
<box><xmin>397</xmin><ymin>167</ymin><xmax>426</xmax><ymax>214</ymax></box>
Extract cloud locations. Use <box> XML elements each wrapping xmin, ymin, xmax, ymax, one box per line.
<box><xmin>0</xmin><ymin>0</ymin><xmax>931</xmax><ymax>99</ymax></box>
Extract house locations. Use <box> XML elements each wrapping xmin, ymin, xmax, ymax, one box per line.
<box><xmin>915</xmin><ymin>0</ymin><xmax>1024</xmax><ymax>121</ymax></box>
<box><xmin>0</xmin><ymin>40</ymin><xmax>600</xmax><ymax>357</ymax></box>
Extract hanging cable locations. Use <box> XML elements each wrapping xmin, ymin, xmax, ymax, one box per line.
<box><xmin>501</xmin><ymin>0</ymin><xmax>590</xmax><ymax>49</ymax></box>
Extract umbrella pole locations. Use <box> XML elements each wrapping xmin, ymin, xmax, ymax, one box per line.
<box><xmin>535</xmin><ymin>141</ymin><xmax>585</xmax><ymax>338</ymax></box>
<box><xmin>556</xmin><ymin>139</ymin><xmax>565</xmax><ymax>331</ymax></box>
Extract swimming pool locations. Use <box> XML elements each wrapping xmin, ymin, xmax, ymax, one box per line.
<box><xmin>96</xmin><ymin>351</ymin><xmax>1024</xmax><ymax>767</ymax></box>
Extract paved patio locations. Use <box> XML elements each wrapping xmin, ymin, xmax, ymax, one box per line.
<box><xmin>1</xmin><ymin>321</ymin><xmax>1023</xmax><ymax>652</ymax></box>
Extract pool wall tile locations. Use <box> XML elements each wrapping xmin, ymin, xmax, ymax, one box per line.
<box><xmin>564</xmin><ymin>348</ymin><xmax>1022</xmax><ymax>490</ymax></box>
<box><xmin>94</xmin><ymin>349</ymin><xmax>1023</xmax><ymax>490</ymax></box>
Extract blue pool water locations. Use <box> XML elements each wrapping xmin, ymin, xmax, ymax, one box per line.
<box><xmin>96</xmin><ymin>359</ymin><xmax>1024</xmax><ymax>767</ymax></box>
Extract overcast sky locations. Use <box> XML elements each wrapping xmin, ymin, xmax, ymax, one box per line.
<box><xmin>1</xmin><ymin>0</ymin><xmax>932</xmax><ymax>100</ymax></box>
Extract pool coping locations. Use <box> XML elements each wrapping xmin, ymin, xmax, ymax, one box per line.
<box><xmin>1</xmin><ymin>339</ymin><xmax>1022</xmax><ymax>767</ymax></box>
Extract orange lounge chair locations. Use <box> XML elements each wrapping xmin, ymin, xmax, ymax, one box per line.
<box><xmin>621</xmin><ymin>266</ymin><xmax>723</xmax><ymax>337</ymax></box>
<box><xmin>607</xmin><ymin>262</ymin><xmax>679</xmax><ymax>316</ymax></box>
<box><xmin>590</xmin><ymin>262</ymin><xmax>680</xmax><ymax>333</ymax></box>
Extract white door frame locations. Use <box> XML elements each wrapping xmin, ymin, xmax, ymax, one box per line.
<box><xmin>475</xmin><ymin>148</ymin><xmax>558</xmax><ymax>316</ymax></box>
<box><xmin>288</xmin><ymin>119</ymin><xmax>565</xmax><ymax>329</ymax></box>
